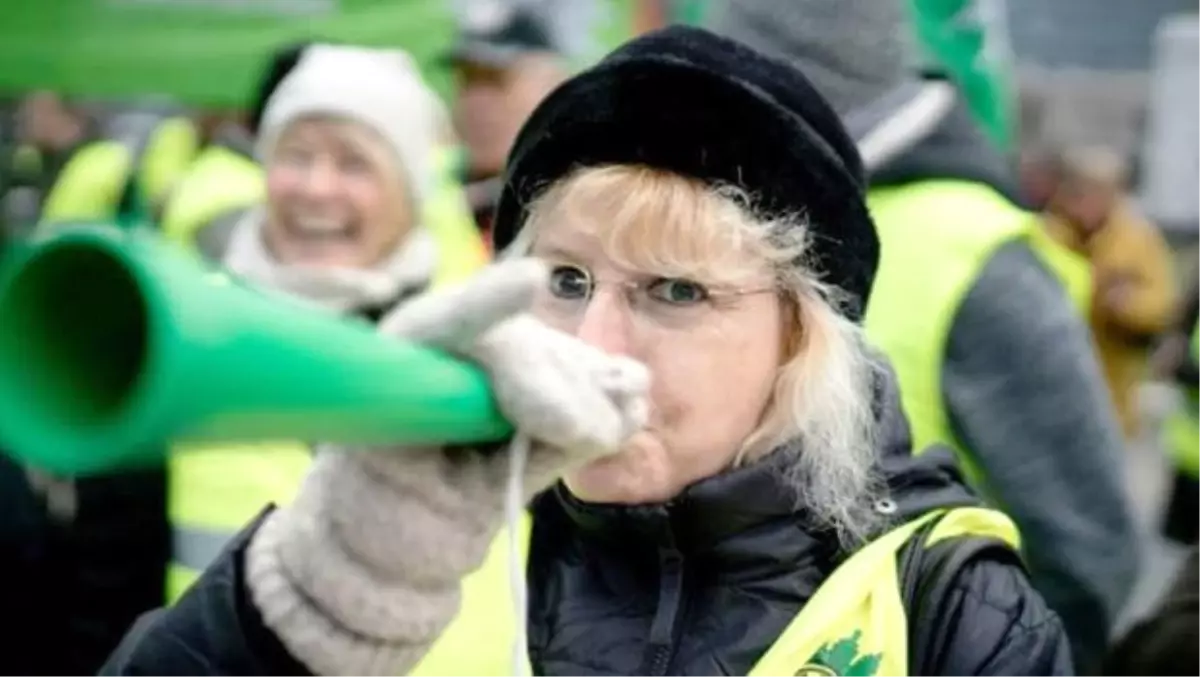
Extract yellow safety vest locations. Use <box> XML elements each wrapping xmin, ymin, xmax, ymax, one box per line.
<box><xmin>1028</xmin><ymin>222</ymin><xmax>1093</xmax><ymax>317</ymax></box>
<box><xmin>864</xmin><ymin>179</ymin><xmax>1090</xmax><ymax>481</ymax></box>
<box><xmin>167</xmin><ymin>442</ymin><xmax>313</xmax><ymax>600</ymax></box>
<box><xmin>160</xmin><ymin>145</ymin><xmax>266</xmax><ymax>255</ymax></box>
<box><xmin>39</xmin><ymin>141</ymin><xmax>133</xmax><ymax>225</ymax></box>
<box><xmin>425</xmin><ymin>146</ymin><xmax>490</xmax><ymax>287</ymax></box>
<box><xmin>166</xmin><ymin>148</ymin><xmax>490</xmax><ymax>602</ymax></box>
<box><xmin>409</xmin><ymin>506</ymin><xmax>1020</xmax><ymax>676</ymax></box>
<box><xmin>39</xmin><ymin>117</ymin><xmax>199</xmax><ymax>226</ymax></box>
<box><xmin>1165</xmin><ymin>321</ymin><xmax>1200</xmax><ymax>479</ymax></box>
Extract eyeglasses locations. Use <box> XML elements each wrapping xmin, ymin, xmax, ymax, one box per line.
<box><xmin>532</xmin><ymin>263</ymin><xmax>778</xmax><ymax>329</ymax></box>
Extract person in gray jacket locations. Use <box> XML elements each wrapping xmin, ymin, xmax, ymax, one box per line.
<box><xmin>708</xmin><ymin>0</ymin><xmax>1137</xmax><ymax>670</ymax></box>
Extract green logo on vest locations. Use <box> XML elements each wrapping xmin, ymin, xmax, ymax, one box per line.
<box><xmin>796</xmin><ymin>630</ymin><xmax>882</xmax><ymax>676</ymax></box>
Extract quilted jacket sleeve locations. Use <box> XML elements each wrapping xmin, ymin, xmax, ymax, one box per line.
<box><xmin>914</xmin><ymin>549</ymin><xmax>1075</xmax><ymax>676</ymax></box>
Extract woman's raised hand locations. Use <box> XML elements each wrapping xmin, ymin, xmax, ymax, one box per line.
<box><xmin>380</xmin><ymin>259</ymin><xmax>649</xmax><ymax>475</ymax></box>
<box><xmin>246</xmin><ymin>259</ymin><xmax>649</xmax><ymax>677</ymax></box>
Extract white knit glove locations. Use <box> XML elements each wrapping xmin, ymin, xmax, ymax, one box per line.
<box><xmin>376</xmin><ymin>259</ymin><xmax>650</xmax><ymax>489</ymax></box>
<box><xmin>246</xmin><ymin>259</ymin><xmax>649</xmax><ymax>676</ymax></box>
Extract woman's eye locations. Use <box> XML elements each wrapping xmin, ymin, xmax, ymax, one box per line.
<box><xmin>548</xmin><ymin>266</ymin><xmax>591</xmax><ymax>300</ymax></box>
<box><xmin>340</xmin><ymin>155</ymin><xmax>371</xmax><ymax>174</ymax></box>
<box><xmin>647</xmin><ymin>278</ymin><xmax>709</xmax><ymax>305</ymax></box>
<box><xmin>276</xmin><ymin>146</ymin><xmax>312</xmax><ymax>166</ymax></box>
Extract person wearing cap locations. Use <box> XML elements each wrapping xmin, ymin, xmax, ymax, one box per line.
<box><xmin>707</xmin><ymin>0</ymin><xmax>1135</xmax><ymax>670</ymax></box>
<box><xmin>447</xmin><ymin>1</ymin><xmax>567</xmax><ymax>239</ymax></box>
<box><xmin>163</xmin><ymin>44</ymin><xmax>490</xmax><ymax>603</ymax></box>
<box><xmin>102</xmin><ymin>26</ymin><xmax>1069</xmax><ymax>676</ymax></box>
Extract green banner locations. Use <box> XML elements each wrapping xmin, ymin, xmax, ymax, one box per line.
<box><xmin>909</xmin><ymin>0</ymin><xmax>1016</xmax><ymax>152</ymax></box>
<box><xmin>0</xmin><ymin>0</ymin><xmax>460</xmax><ymax>107</ymax></box>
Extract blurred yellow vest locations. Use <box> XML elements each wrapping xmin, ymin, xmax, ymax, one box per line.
<box><xmin>1166</xmin><ymin>321</ymin><xmax>1199</xmax><ymax>479</ymax></box>
<box><xmin>38</xmin><ymin>117</ymin><xmax>199</xmax><ymax>226</ymax></box>
<box><xmin>864</xmin><ymin>180</ymin><xmax>1091</xmax><ymax>483</ymax></box>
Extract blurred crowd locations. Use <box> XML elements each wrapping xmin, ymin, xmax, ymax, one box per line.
<box><xmin>0</xmin><ymin>1</ymin><xmax>1196</xmax><ymax>675</ymax></box>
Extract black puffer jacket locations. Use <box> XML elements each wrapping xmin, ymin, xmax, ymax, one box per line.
<box><xmin>0</xmin><ymin>452</ymin><xmax>169</xmax><ymax>676</ymax></box>
<box><xmin>102</xmin><ymin>372</ymin><xmax>1071</xmax><ymax>676</ymax></box>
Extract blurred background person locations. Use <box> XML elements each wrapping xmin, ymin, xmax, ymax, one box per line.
<box><xmin>1019</xmin><ymin>143</ymin><xmax>1065</xmax><ymax>212</ymax></box>
<box><xmin>4</xmin><ymin>91</ymin><xmax>94</xmax><ymax>228</ymax></box>
<box><xmin>161</xmin><ymin>41</ymin><xmax>486</xmax><ymax>284</ymax></box>
<box><xmin>20</xmin><ymin>91</ymin><xmax>200</xmax><ymax>229</ymax></box>
<box><xmin>446</xmin><ymin>0</ymin><xmax>567</xmax><ymax>240</ymax></box>
<box><xmin>1045</xmin><ymin>146</ymin><xmax>1178</xmax><ymax>440</ymax></box>
<box><xmin>1155</xmin><ymin>272</ymin><xmax>1199</xmax><ymax>545</ymax></box>
<box><xmin>167</xmin><ymin>44</ymin><xmax>490</xmax><ymax>603</ymax></box>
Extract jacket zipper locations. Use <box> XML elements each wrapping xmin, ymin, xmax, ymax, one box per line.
<box><xmin>642</xmin><ymin>508</ymin><xmax>684</xmax><ymax>675</ymax></box>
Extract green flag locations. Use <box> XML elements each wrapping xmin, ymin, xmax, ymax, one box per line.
<box><xmin>908</xmin><ymin>0</ymin><xmax>1015</xmax><ymax>152</ymax></box>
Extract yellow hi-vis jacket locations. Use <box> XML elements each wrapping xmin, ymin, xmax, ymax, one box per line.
<box><xmin>864</xmin><ymin>179</ymin><xmax>1092</xmax><ymax>481</ymax></box>
<box><xmin>404</xmin><ymin>506</ymin><xmax>1019</xmax><ymax>676</ymax></box>
<box><xmin>38</xmin><ymin>116</ymin><xmax>199</xmax><ymax>226</ymax></box>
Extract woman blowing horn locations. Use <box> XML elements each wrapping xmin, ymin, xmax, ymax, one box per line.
<box><xmin>103</xmin><ymin>27</ymin><xmax>1070</xmax><ymax>676</ymax></box>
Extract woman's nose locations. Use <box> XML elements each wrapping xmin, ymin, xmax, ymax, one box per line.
<box><xmin>300</xmin><ymin>159</ymin><xmax>341</xmax><ymax>199</ymax></box>
<box><xmin>573</xmin><ymin>289</ymin><xmax>632</xmax><ymax>357</ymax></box>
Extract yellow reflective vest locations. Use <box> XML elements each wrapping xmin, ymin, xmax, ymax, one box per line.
<box><xmin>160</xmin><ymin>144</ymin><xmax>266</xmax><ymax>259</ymax></box>
<box><xmin>1166</xmin><ymin>321</ymin><xmax>1199</xmax><ymax>479</ymax></box>
<box><xmin>166</xmin><ymin>146</ymin><xmax>490</xmax><ymax>602</ymax></box>
<box><xmin>864</xmin><ymin>179</ymin><xmax>1092</xmax><ymax>481</ymax></box>
<box><xmin>1028</xmin><ymin>220</ymin><xmax>1093</xmax><ymax>317</ymax></box>
<box><xmin>38</xmin><ymin>116</ymin><xmax>199</xmax><ymax>226</ymax></box>
<box><xmin>408</xmin><ymin>506</ymin><xmax>1019</xmax><ymax>676</ymax></box>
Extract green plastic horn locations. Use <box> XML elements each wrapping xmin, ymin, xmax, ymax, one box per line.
<box><xmin>0</xmin><ymin>225</ymin><xmax>512</xmax><ymax>476</ymax></box>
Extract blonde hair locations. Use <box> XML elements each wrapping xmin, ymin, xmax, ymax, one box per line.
<box><xmin>509</xmin><ymin>165</ymin><xmax>884</xmax><ymax>545</ymax></box>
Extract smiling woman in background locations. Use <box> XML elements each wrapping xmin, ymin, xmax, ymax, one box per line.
<box><xmin>225</xmin><ymin>44</ymin><xmax>483</xmax><ymax>316</ymax></box>
<box><xmin>164</xmin><ymin>45</ymin><xmax>490</xmax><ymax>602</ymax></box>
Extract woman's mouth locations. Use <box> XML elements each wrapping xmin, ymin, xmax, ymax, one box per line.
<box><xmin>285</xmin><ymin>216</ymin><xmax>361</xmax><ymax>242</ymax></box>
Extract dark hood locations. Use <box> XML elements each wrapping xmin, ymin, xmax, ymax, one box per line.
<box><xmin>870</xmin><ymin>84</ymin><xmax>1023</xmax><ymax>205</ymax></box>
<box><xmin>869</xmin><ymin>359</ymin><xmax>981</xmax><ymax>523</ymax></box>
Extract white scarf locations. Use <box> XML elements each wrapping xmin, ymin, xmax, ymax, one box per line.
<box><xmin>223</xmin><ymin>208</ymin><xmax>436</xmax><ymax>314</ymax></box>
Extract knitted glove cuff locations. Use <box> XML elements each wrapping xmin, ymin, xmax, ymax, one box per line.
<box><xmin>247</xmin><ymin>508</ymin><xmax>456</xmax><ymax>676</ymax></box>
<box><xmin>246</xmin><ymin>450</ymin><xmax>507</xmax><ymax>675</ymax></box>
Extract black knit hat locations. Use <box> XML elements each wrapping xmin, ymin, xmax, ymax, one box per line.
<box><xmin>493</xmin><ymin>25</ymin><xmax>880</xmax><ymax>319</ymax></box>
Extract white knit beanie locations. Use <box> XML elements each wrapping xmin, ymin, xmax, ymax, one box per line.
<box><xmin>256</xmin><ymin>44</ymin><xmax>447</xmax><ymax>208</ymax></box>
